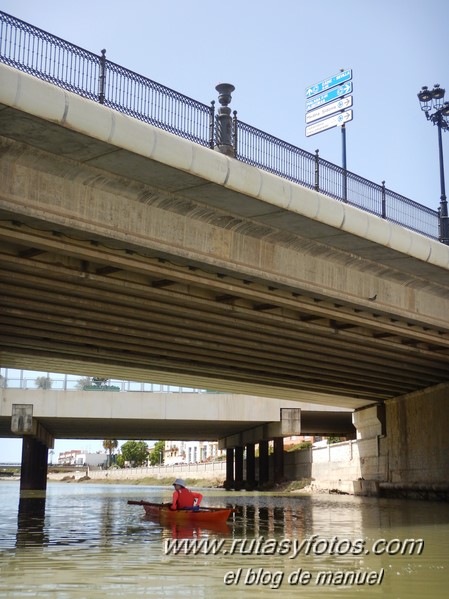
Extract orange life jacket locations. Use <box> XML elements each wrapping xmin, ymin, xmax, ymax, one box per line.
<box><xmin>172</xmin><ymin>488</ymin><xmax>203</xmax><ymax>510</ymax></box>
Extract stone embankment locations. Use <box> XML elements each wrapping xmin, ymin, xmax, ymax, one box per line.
<box><xmin>47</xmin><ymin>461</ymin><xmax>227</xmax><ymax>485</ymax></box>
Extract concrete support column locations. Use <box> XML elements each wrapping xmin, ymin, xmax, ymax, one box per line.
<box><xmin>259</xmin><ymin>440</ymin><xmax>269</xmax><ymax>485</ymax></box>
<box><xmin>246</xmin><ymin>443</ymin><xmax>256</xmax><ymax>489</ymax></box>
<box><xmin>352</xmin><ymin>404</ymin><xmax>387</xmax><ymax>496</ymax></box>
<box><xmin>234</xmin><ymin>446</ymin><xmax>244</xmax><ymax>490</ymax></box>
<box><xmin>20</xmin><ymin>437</ymin><xmax>48</xmax><ymax>491</ymax></box>
<box><xmin>353</xmin><ymin>404</ymin><xmax>386</xmax><ymax>440</ymax></box>
<box><xmin>273</xmin><ymin>437</ymin><xmax>284</xmax><ymax>483</ymax></box>
<box><xmin>225</xmin><ymin>447</ymin><xmax>234</xmax><ymax>490</ymax></box>
<box><xmin>384</xmin><ymin>383</ymin><xmax>449</xmax><ymax>489</ymax></box>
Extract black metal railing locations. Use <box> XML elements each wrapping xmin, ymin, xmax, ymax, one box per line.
<box><xmin>0</xmin><ymin>12</ymin><xmax>101</xmax><ymax>101</ymax></box>
<box><xmin>235</xmin><ymin>120</ymin><xmax>438</xmax><ymax>239</ymax></box>
<box><xmin>0</xmin><ymin>10</ymin><xmax>441</xmax><ymax>241</ymax></box>
<box><xmin>103</xmin><ymin>59</ymin><xmax>213</xmax><ymax>146</ymax></box>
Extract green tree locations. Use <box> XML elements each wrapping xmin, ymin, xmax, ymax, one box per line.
<box><xmin>92</xmin><ymin>377</ymin><xmax>109</xmax><ymax>388</ymax></box>
<box><xmin>120</xmin><ymin>440</ymin><xmax>149</xmax><ymax>466</ymax></box>
<box><xmin>148</xmin><ymin>440</ymin><xmax>165</xmax><ymax>466</ymax></box>
<box><xmin>103</xmin><ymin>439</ymin><xmax>118</xmax><ymax>467</ymax></box>
<box><xmin>286</xmin><ymin>441</ymin><xmax>312</xmax><ymax>452</ymax></box>
<box><xmin>327</xmin><ymin>436</ymin><xmax>344</xmax><ymax>444</ymax></box>
<box><xmin>76</xmin><ymin>377</ymin><xmax>93</xmax><ymax>389</ymax></box>
<box><xmin>116</xmin><ymin>455</ymin><xmax>125</xmax><ymax>468</ymax></box>
<box><xmin>35</xmin><ymin>376</ymin><xmax>52</xmax><ymax>389</ymax></box>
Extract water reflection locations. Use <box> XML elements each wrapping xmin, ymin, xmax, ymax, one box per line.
<box><xmin>235</xmin><ymin>503</ymin><xmax>306</xmax><ymax>539</ymax></box>
<box><xmin>16</xmin><ymin>492</ymin><xmax>47</xmax><ymax>547</ymax></box>
<box><xmin>1</xmin><ymin>483</ymin><xmax>448</xmax><ymax>598</ymax></box>
<box><xmin>158</xmin><ymin>519</ymin><xmax>231</xmax><ymax>539</ymax></box>
<box><xmin>135</xmin><ymin>496</ymin><xmax>306</xmax><ymax>540</ymax></box>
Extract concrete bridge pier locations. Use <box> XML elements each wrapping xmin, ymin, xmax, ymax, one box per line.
<box><xmin>258</xmin><ymin>440</ymin><xmax>269</xmax><ymax>485</ymax></box>
<box><xmin>245</xmin><ymin>443</ymin><xmax>256</xmax><ymax>489</ymax></box>
<box><xmin>273</xmin><ymin>437</ymin><xmax>285</xmax><ymax>484</ymax></box>
<box><xmin>223</xmin><ymin>438</ymin><xmax>285</xmax><ymax>490</ymax></box>
<box><xmin>20</xmin><ymin>437</ymin><xmax>49</xmax><ymax>491</ymax></box>
<box><xmin>11</xmin><ymin>404</ymin><xmax>54</xmax><ymax>491</ymax></box>
<box><xmin>351</xmin><ymin>384</ymin><xmax>449</xmax><ymax>499</ymax></box>
<box><xmin>220</xmin><ymin>407</ymin><xmax>301</xmax><ymax>489</ymax></box>
<box><xmin>234</xmin><ymin>446</ymin><xmax>244</xmax><ymax>490</ymax></box>
<box><xmin>224</xmin><ymin>448</ymin><xmax>234</xmax><ymax>490</ymax></box>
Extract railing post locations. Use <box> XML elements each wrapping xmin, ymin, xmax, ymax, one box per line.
<box><xmin>314</xmin><ymin>149</ymin><xmax>320</xmax><ymax>191</ymax></box>
<box><xmin>214</xmin><ymin>83</ymin><xmax>235</xmax><ymax>157</ymax></box>
<box><xmin>381</xmin><ymin>180</ymin><xmax>386</xmax><ymax>219</ymax></box>
<box><xmin>209</xmin><ymin>100</ymin><xmax>215</xmax><ymax>149</ymax></box>
<box><xmin>98</xmin><ymin>49</ymin><xmax>106</xmax><ymax>105</ymax></box>
<box><xmin>232</xmin><ymin>110</ymin><xmax>238</xmax><ymax>158</ymax></box>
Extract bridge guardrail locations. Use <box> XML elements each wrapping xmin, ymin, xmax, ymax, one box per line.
<box><xmin>0</xmin><ymin>370</ymin><xmax>207</xmax><ymax>393</ymax></box>
<box><xmin>0</xmin><ymin>10</ymin><xmax>441</xmax><ymax>241</ymax></box>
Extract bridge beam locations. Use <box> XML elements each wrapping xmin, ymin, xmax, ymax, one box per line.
<box><xmin>11</xmin><ymin>404</ymin><xmax>54</xmax><ymax>448</ymax></box>
<box><xmin>218</xmin><ymin>408</ymin><xmax>301</xmax><ymax>449</ymax></box>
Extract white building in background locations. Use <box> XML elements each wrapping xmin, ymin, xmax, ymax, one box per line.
<box><xmin>164</xmin><ymin>441</ymin><xmax>223</xmax><ymax>465</ymax></box>
<box><xmin>57</xmin><ymin>450</ymin><xmax>107</xmax><ymax>468</ymax></box>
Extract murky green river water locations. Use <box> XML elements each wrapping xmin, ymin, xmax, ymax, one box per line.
<box><xmin>0</xmin><ymin>481</ymin><xmax>448</xmax><ymax>598</ymax></box>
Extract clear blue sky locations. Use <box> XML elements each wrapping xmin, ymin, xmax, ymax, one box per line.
<box><xmin>1</xmin><ymin>1</ymin><xmax>448</xmax><ymax>461</ymax></box>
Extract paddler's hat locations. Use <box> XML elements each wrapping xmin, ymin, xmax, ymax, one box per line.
<box><xmin>173</xmin><ymin>478</ymin><xmax>185</xmax><ymax>488</ymax></box>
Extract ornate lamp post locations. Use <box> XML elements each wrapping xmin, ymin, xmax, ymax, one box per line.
<box><xmin>417</xmin><ymin>84</ymin><xmax>449</xmax><ymax>244</ymax></box>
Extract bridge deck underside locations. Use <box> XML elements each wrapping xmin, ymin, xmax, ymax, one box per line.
<box><xmin>0</xmin><ymin>411</ymin><xmax>354</xmax><ymax>441</ymax></box>
<box><xmin>0</xmin><ymin>93</ymin><xmax>449</xmax><ymax>409</ymax></box>
<box><xmin>1</xmin><ymin>218</ymin><xmax>448</xmax><ymax>408</ymax></box>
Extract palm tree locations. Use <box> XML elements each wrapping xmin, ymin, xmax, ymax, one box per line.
<box><xmin>103</xmin><ymin>439</ymin><xmax>118</xmax><ymax>467</ymax></box>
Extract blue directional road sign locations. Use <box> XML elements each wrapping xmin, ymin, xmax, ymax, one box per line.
<box><xmin>306</xmin><ymin>82</ymin><xmax>352</xmax><ymax>113</ymax></box>
<box><xmin>305</xmin><ymin>69</ymin><xmax>352</xmax><ymax>99</ymax></box>
<box><xmin>305</xmin><ymin>110</ymin><xmax>353</xmax><ymax>137</ymax></box>
<box><xmin>306</xmin><ymin>96</ymin><xmax>353</xmax><ymax>124</ymax></box>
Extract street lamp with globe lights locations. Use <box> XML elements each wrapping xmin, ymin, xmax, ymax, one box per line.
<box><xmin>417</xmin><ymin>84</ymin><xmax>449</xmax><ymax>244</ymax></box>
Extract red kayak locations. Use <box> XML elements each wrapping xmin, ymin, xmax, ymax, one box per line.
<box><xmin>128</xmin><ymin>500</ymin><xmax>233</xmax><ymax>523</ymax></box>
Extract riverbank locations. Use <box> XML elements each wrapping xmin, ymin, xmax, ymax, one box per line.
<box><xmin>47</xmin><ymin>473</ymin><xmax>226</xmax><ymax>488</ymax></box>
<box><xmin>4</xmin><ymin>470</ymin><xmax>314</xmax><ymax>493</ymax></box>
<box><xmin>45</xmin><ymin>472</ymin><xmax>318</xmax><ymax>494</ymax></box>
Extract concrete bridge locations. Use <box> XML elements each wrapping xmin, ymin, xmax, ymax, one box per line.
<box><xmin>0</xmin><ymin>387</ymin><xmax>354</xmax><ymax>490</ymax></box>
<box><xmin>0</xmin><ymin>389</ymin><xmax>353</xmax><ymax>442</ymax></box>
<box><xmin>0</xmin><ymin>59</ymin><xmax>449</xmax><ymax>494</ymax></box>
<box><xmin>1</xmin><ymin>63</ymin><xmax>448</xmax><ymax>407</ymax></box>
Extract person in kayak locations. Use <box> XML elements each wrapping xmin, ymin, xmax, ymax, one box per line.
<box><xmin>170</xmin><ymin>478</ymin><xmax>203</xmax><ymax>510</ymax></box>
